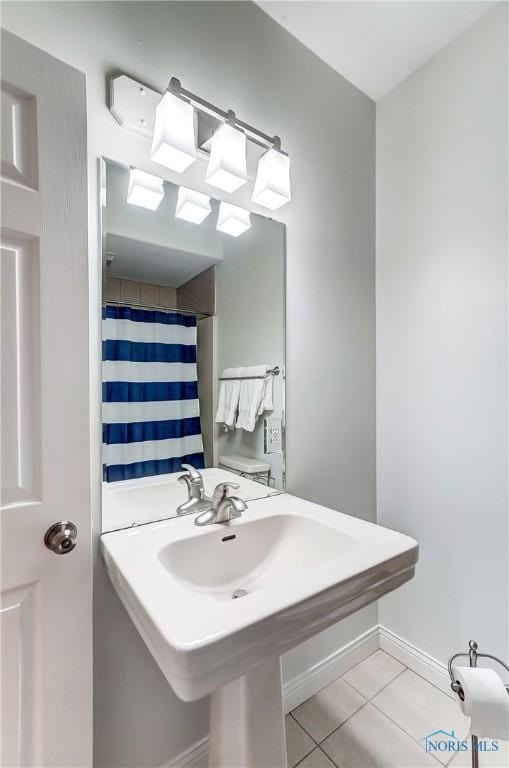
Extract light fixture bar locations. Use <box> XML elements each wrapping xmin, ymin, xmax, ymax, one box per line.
<box><xmin>168</xmin><ymin>77</ymin><xmax>283</xmax><ymax>153</ymax></box>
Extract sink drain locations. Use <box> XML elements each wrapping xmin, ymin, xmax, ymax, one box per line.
<box><xmin>232</xmin><ymin>588</ymin><xmax>248</xmax><ymax>599</ymax></box>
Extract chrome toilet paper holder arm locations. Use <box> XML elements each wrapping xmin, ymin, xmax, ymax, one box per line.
<box><xmin>448</xmin><ymin>640</ymin><xmax>509</xmax><ymax>768</ymax></box>
<box><xmin>448</xmin><ymin>640</ymin><xmax>509</xmax><ymax>700</ymax></box>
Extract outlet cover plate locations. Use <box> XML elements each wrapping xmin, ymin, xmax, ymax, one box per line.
<box><xmin>264</xmin><ymin>417</ymin><xmax>282</xmax><ymax>454</ymax></box>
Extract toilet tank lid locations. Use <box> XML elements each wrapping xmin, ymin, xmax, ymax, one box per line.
<box><xmin>218</xmin><ymin>455</ymin><xmax>270</xmax><ymax>474</ymax></box>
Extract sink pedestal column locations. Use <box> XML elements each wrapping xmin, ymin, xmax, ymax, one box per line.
<box><xmin>208</xmin><ymin>655</ymin><xmax>287</xmax><ymax>768</ymax></box>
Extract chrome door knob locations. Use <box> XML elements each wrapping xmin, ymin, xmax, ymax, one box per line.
<box><xmin>44</xmin><ymin>521</ymin><xmax>77</xmax><ymax>555</ymax></box>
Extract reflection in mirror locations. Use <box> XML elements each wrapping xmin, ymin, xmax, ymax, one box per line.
<box><xmin>101</xmin><ymin>159</ymin><xmax>285</xmax><ymax>532</ymax></box>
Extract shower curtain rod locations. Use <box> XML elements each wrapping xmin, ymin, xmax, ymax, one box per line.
<box><xmin>103</xmin><ymin>299</ymin><xmax>211</xmax><ymax>319</ymax></box>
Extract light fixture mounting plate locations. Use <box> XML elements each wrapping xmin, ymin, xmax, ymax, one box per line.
<box><xmin>109</xmin><ymin>75</ymin><xmax>160</xmax><ymax>139</ymax></box>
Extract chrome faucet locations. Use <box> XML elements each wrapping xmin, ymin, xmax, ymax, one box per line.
<box><xmin>176</xmin><ymin>464</ymin><xmax>212</xmax><ymax>515</ymax></box>
<box><xmin>194</xmin><ymin>482</ymin><xmax>247</xmax><ymax>527</ymax></box>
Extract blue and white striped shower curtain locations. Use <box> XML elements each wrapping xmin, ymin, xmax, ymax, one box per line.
<box><xmin>102</xmin><ymin>305</ymin><xmax>205</xmax><ymax>482</ymax></box>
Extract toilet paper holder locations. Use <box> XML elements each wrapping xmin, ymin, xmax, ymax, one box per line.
<box><xmin>448</xmin><ymin>640</ymin><xmax>509</xmax><ymax>768</ymax></box>
<box><xmin>448</xmin><ymin>640</ymin><xmax>509</xmax><ymax>700</ymax></box>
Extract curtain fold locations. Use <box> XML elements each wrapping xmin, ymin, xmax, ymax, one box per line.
<box><xmin>102</xmin><ymin>304</ymin><xmax>205</xmax><ymax>482</ymax></box>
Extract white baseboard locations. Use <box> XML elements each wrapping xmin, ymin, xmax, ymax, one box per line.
<box><xmin>379</xmin><ymin>625</ymin><xmax>453</xmax><ymax>697</ymax></box>
<box><xmin>165</xmin><ymin>624</ymin><xmax>453</xmax><ymax>767</ymax></box>
<box><xmin>283</xmin><ymin>624</ymin><xmax>380</xmax><ymax>713</ymax></box>
<box><xmin>165</xmin><ymin>736</ymin><xmax>208</xmax><ymax>768</ymax></box>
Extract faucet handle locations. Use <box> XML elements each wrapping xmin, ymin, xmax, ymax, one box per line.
<box><xmin>178</xmin><ymin>473</ymin><xmax>193</xmax><ymax>490</ymax></box>
<box><xmin>178</xmin><ymin>464</ymin><xmax>204</xmax><ymax>500</ymax></box>
<box><xmin>181</xmin><ymin>464</ymin><xmax>202</xmax><ymax>481</ymax></box>
<box><xmin>213</xmin><ymin>481</ymin><xmax>240</xmax><ymax>501</ymax></box>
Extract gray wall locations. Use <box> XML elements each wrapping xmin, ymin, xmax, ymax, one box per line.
<box><xmin>376</xmin><ymin>6</ymin><xmax>508</xmax><ymax>665</ymax></box>
<box><xmin>1</xmin><ymin>2</ymin><xmax>376</xmax><ymax>765</ymax></box>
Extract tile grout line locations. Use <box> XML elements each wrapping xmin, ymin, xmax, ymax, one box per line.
<box><xmin>368</xmin><ymin>667</ymin><xmax>468</xmax><ymax>766</ymax></box>
<box><xmin>320</xmin><ymin>696</ymin><xmax>443</xmax><ymax>768</ymax></box>
<box><xmin>316</xmin><ymin>664</ymin><xmax>446</xmax><ymax>766</ymax></box>
<box><xmin>306</xmin><ymin>665</ymin><xmax>408</xmax><ymax>753</ymax></box>
<box><xmin>369</xmin><ymin>697</ymin><xmax>444</xmax><ymax>766</ymax></box>
<box><xmin>289</xmin><ymin>711</ymin><xmax>320</xmax><ymax>745</ymax></box>
<box><xmin>290</xmin><ymin>647</ymin><xmax>380</xmax><ymax>722</ymax></box>
<box><xmin>381</xmin><ymin>642</ymin><xmax>460</xmax><ymax>701</ymax></box>
<box><xmin>288</xmin><ymin>713</ymin><xmax>331</xmax><ymax>768</ymax></box>
<box><xmin>289</xmin><ymin>663</ymin><xmax>381</xmax><ymax>768</ymax></box>
<box><xmin>317</xmin><ymin>700</ymin><xmax>369</xmax><ymax>755</ymax></box>
<box><xmin>343</xmin><ymin>659</ymin><xmax>408</xmax><ymax>701</ymax></box>
<box><xmin>293</xmin><ymin>745</ymin><xmax>339</xmax><ymax>768</ymax></box>
<box><xmin>292</xmin><ymin>676</ymin><xmax>368</xmax><ymax>748</ymax></box>
<box><xmin>291</xmin><ymin>743</ymin><xmax>320</xmax><ymax>768</ymax></box>
<box><xmin>289</xmin><ymin>647</ymin><xmax>392</xmax><ymax>723</ymax></box>
<box><xmin>368</xmin><ymin>659</ymin><xmax>469</xmax><ymax>766</ymax></box>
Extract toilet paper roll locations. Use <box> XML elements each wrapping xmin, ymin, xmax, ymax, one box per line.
<box><xmin>454</xmin><ymin>666</ymin><xmax>509</xmax><ymax>740</ymax></box>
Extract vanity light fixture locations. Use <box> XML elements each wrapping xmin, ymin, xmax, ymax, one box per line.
<box><xmin>252</xmin><ymin>147</ymin><xmax>291</xmax><ymax>210</ymax></box>
<box><xmin>110</xmin><ymin>75</ymin><xmax>292</xmax><ymax>207</ymax></box>
<box><xmin>216</xmin><ymin>201</ymin><xmax>251</xmax><ymax>237</ymax></box>
<box><xmin>206</xmin><ymin>121</ymin><xmax>248</xmax><ymax>193</ymax></box>
<box><xmin>150</xmin><ymin>91</ymin><xmax>196</xmax><ymax>173</ymax></box>
<box><xmin>126</xmin><ymin>168</ymin><xmax>165</xmax><ymax>210</ymax></box>
<box><xmin>156</xmin><ymin>78</ymin><xmax>289</xmax><ymax>202</ymax></box>
<box><xmin>175</xmin><ymin>186</ymin><xmax>211</xmax><ymax>224</ymax></box>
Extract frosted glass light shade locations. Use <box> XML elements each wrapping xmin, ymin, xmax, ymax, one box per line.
<box><xmin>127</xmin><ymin>168</ymin><xmax>164</xmax><ymax>210</ymax></box>
<box><xmin>216</xmin><ymin>202</ymin><xmax>251</xmax><ymax>237</ymax></box>
<box><xmin>206</xmin><ymin>123</ymin><xmax>247</xmax><ymax>193</ymax></box>
<box><xmin>175</xmin><ymin>186</ymin><xmax>211</xmax><ymax>224</ymax></box>
<box><xmin>252</xmin><ymin>148</ymin><xmax>291</xmax><ymax>210</ymax></box>
<box><xmin>151</xmin><ymin>91</ymin><xmax>196</xmax><ymax>173</ymax></box>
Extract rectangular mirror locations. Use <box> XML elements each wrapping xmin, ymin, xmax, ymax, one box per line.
<box><xmin>100</xmin><ymin>159</ymin><xmax>286</xmax><ymax>532</ymax></box>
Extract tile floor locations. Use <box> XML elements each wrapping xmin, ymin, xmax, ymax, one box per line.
<box><xmin>285</xmin><ymin>650</ymin><xmax>509</xmax><ymax>768</ymax></box>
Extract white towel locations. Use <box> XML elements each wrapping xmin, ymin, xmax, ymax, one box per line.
<box><xmin>215</xmin><ymin>368</ymin><xmax>241</xmax><ymax>429</ymax></box>
<box><xmin>236</xmin><ymin>366</ymin><xmax>273</xmax><ymax>432</ymax></box>
<box><xmin>257</xmin><ymin>373</ymin><xmax>273</xmax><ymax>415</ymax></box>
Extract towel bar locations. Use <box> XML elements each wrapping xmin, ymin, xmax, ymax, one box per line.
<box><xmin>218</xmin><ymin>366</ymin><xmax>280</xmax><ymax>381</ymax></box>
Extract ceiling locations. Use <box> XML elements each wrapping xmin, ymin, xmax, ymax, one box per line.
<box><xmin>257</xmin><ymin>1</ymin><xmax>496</xmax><ymax>100</ymax></box>
<box><xmin>105</xmin><ymin>233</ymin><xmax>220</xmax><ymax>287</ymax></box>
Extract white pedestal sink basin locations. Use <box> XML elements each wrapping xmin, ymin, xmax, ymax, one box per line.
<box><xmin>102</xmin><ymin>493</ymin><xmax>418</xmax><ymax>767</ymax></box>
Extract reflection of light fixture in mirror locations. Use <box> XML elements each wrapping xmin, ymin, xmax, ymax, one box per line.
<box><xmin>252</xmin><ymin>148</ymin><xmax>291</xmax><ymax>210</ymax></box>
<box><xmin>175</xmin><ymin>186</ymin><xmax>211</xmax><ymax>224</ymax></box>
<box><xmin>216</xmin><ymin>202</ymin><xmax>251</xmax><ymax>237</ymax></box>
<box><xmin>206</xmin><ymin>122</ymin><xmax>247</xmax><ymax>193</ymax></box>
<box><xmin>126</xmin><ymin>168</ymin><xmax>164</xmax><ymax>210</ymax></box>
<box><xmin>150</xmin><ymin>91</ymin><xmax>196</xmax><ymax>172</ymax></box>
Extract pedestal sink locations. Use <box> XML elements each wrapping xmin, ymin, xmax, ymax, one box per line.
<box><xmin>101</xmin><ymin>493</ymin><xmax>418</xmax><ymax>768</ymax></box>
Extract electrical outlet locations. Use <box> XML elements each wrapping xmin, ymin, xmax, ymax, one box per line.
<box><xmin>264</xmin><ymin>417</ymin><xmax>282</xmax><ymax>454</ymax></box>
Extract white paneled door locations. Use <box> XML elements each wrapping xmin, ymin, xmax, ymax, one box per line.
<box><xmin>1</xmin><ymin>30</ymin><xmax>92</xmax><ymax>767</ymax></box>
